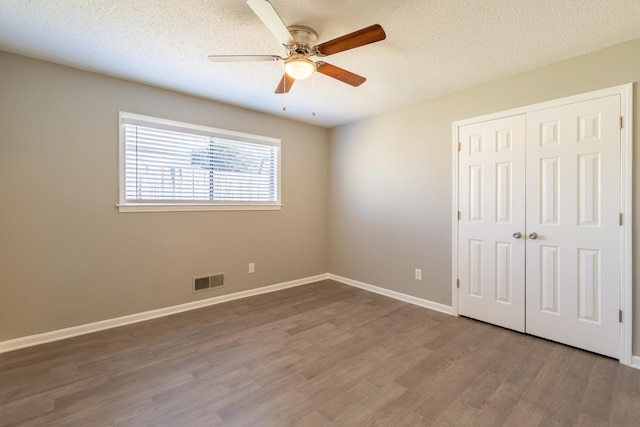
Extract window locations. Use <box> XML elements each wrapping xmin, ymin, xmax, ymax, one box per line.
<box><xmin>118</xmin><ymin>112</ymin><xmax>281</xmax><ymax>212</ymax></box>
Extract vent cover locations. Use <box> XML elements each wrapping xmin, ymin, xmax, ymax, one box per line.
<box><xmin>193</xmin><ymin>274</ymin><xmax>224</xmax><ymax>293</ymax></box>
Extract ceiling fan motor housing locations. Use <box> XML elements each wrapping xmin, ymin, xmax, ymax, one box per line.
<box><xmin>287</xmin><ymin>25</ymin><xmax>318</xmax><ymax>56</ymax></box>
<box><xmin>288</xmin><ymin>25</ymin><xmax>318</xmax><ymax>46</ymax></box>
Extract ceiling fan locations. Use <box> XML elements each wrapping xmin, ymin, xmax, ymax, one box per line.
<box><xmin>208</xmin><ymin>0</ymin><xmax>386</xmax><ymax>94</ymax></box>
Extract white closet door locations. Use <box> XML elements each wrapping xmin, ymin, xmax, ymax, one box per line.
<box><xmin>458</xmin><ymin>115</ymin><xmax>526</xmax><ymax>332</ymax></box>
<box><xmin>525</xmin><ymin>95</ymin><xmax>621</xmax><ymax>358</ymax></box>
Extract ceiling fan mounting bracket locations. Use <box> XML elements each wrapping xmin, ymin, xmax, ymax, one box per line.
<box><xmin>313</xmin><ymin>46</ymin><xmax>327</xmax><ymax>58</ymax></box>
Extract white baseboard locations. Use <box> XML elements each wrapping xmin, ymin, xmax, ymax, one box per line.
<box><xmin>0</xmin><ymin>273</ymin><xmax>329</xmax><ymax>354</ymax></box>
<box><xmin>0</xmin><ymin>273</ymin><xmax>467</xmax><ymax>354</ymax></box>
<box><xmin>328</xmin><ymin>274</ymin><xmax>453</xmax><ymax>315</ymax></box>
<box><xmin>8</xmin><ymin>272</ymin><xmax>635</xmax><ymax>363</ymax></box>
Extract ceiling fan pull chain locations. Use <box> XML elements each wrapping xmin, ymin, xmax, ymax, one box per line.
<box><xmin>282</xmin><ymin>62</ymin><xmax>287</xmax><ymax>112</ymax></box>
<box><xmin>311</xmin><ymin>72</ymin><xmax>316</xmax><ymax>117</ymax></box>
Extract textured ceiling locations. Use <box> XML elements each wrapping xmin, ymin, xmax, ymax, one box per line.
<box><xmin>1</xmin><ymin>0</ymin><xmax>639</xmax><ymax>127</ymax></box>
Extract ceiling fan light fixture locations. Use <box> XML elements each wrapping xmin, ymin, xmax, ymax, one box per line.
<box><xmin>284</xmin><ymin>58</ymin><xmax>316</xmax><ymax>80</ymax></box>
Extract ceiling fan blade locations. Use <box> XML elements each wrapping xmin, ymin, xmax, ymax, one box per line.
<box><xmin>275</xmin><ymin>74</ymin><xmax>295</xmax><ymax>93</ymax></box>
<box><xmin>247</xmin><ymin>0</ymin><xmax>295</xmax><ymax>46</ymax></box>
<box><xmin>315</xmin><ymin>24</ymin><xmax>386</xmax><ymax>56</ymax></box>
<box><xmin>316</xmin><ymin>62</ymin><xmax>366</xmax><ymax>87</ymax></box>
<box><xmin>208</xmin><ymin>55</ymin><xmax>284</xmax><ymax>62</ymax></box>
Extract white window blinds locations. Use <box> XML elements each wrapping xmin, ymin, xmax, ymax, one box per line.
<box><xmin>119</xmin><ymin>113</ymin><xmax>281</xmax><ymax>211</ymax></box>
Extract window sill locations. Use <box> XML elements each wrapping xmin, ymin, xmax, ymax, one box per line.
<box><xmin>117</xmin><ymin>204</ymin><xmax>282</xmax><ymax>213</ymax></box>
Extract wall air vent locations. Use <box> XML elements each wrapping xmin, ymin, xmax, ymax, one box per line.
<box><xmin>193</xmin><ymin>274</ymin><xmax>224</xmax><ymax>293</ymax></box>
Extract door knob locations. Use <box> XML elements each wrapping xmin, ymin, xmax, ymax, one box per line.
<box><xmin>512</xmin><ymin>232</ymin><xmax>522</xmax><ymax>239</ymax></box>
<box><xmin>528</xmin><ymin>232</ymin><xmax>538</xmax><ymax>240</ymax></box>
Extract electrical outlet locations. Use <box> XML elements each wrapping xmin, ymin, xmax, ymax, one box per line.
<box><xmin>248</xmin><ymin>263</ymin><xmax>255</xmax><ymax>274</ymax></box>
<box><xmin>415</xmin><ymin>269</ymin><xmax>422</xmax><ymax>281</ymax></box>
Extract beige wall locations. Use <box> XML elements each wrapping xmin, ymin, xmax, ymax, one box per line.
<box><xmin>329</xmin><ymin>39</ymin><xmax>640</xmax><ymax>352</ymax></box>
<box><xmin>2</xmin><ymin>39</ymin><xmax>640</xmax><ymax>354</ymax></box>
<box><xmin>0</xmin><ymin>52</ymin><xmax>330</xmax><ymax>341</ymax></box>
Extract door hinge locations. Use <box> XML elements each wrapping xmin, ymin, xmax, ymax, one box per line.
<box><xmin>619</xmin><ymin>309</ymin><xmax>623</xmax><ymax>323</ymax></box>
<box><xmin>458</xmin><ymin>142</ymin><xmax>462</xmax><ymax>152</ymax></box>
<box><xmin>456</xmin><ymin>279</ymin><xmax>460</xmax><ymax>289</ymax></box>
<box><xmin>620</xmin><ymin>116</ymin><xmax>623</xmax><ymax>129</ymax></box>
<box><xmin>619</xmin><ymin>213</ymin><xmax>623</xmax><ymax>226</ymax></box>
<box><xmin>458</xmin><ymin>210</ymin><xmax>461</xmax><ymax>220</ymax></box>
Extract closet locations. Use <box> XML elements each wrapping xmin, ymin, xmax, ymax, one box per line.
<box><xmin>453</xmin><ymin>85</ymin><xmax>632</xmax><ymax>359</ymax></box>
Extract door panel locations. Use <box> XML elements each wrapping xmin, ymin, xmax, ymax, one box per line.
<box><xmin>539</xmin><ymin>245</ymin><xmax>559</xmax><ymax>314</ymax></box>
<box><xmin>525</xmin><ymin>95</ymin><xmax>620</xmax><ymax>358</ymax></box>
<box><xmin>458</xmin><ymin>115</ymin><xmax>526</xmax><ymax>332</ymax></box>
<box><xmin>540</xmin><ymin>157</ymin><xmax>559</xmax><ymax>224</ymax></box>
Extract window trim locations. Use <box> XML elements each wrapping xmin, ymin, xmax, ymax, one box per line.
<box><xmin>118</xmin><ymin>112</ymin><xmax>282</xmax><ymax>212</ymax></box>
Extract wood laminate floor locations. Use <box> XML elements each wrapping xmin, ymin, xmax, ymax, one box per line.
<box><xmin>1</xmin><ymin>280</ymin><xmax>640</xmax><ymax>426</ymax></box>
